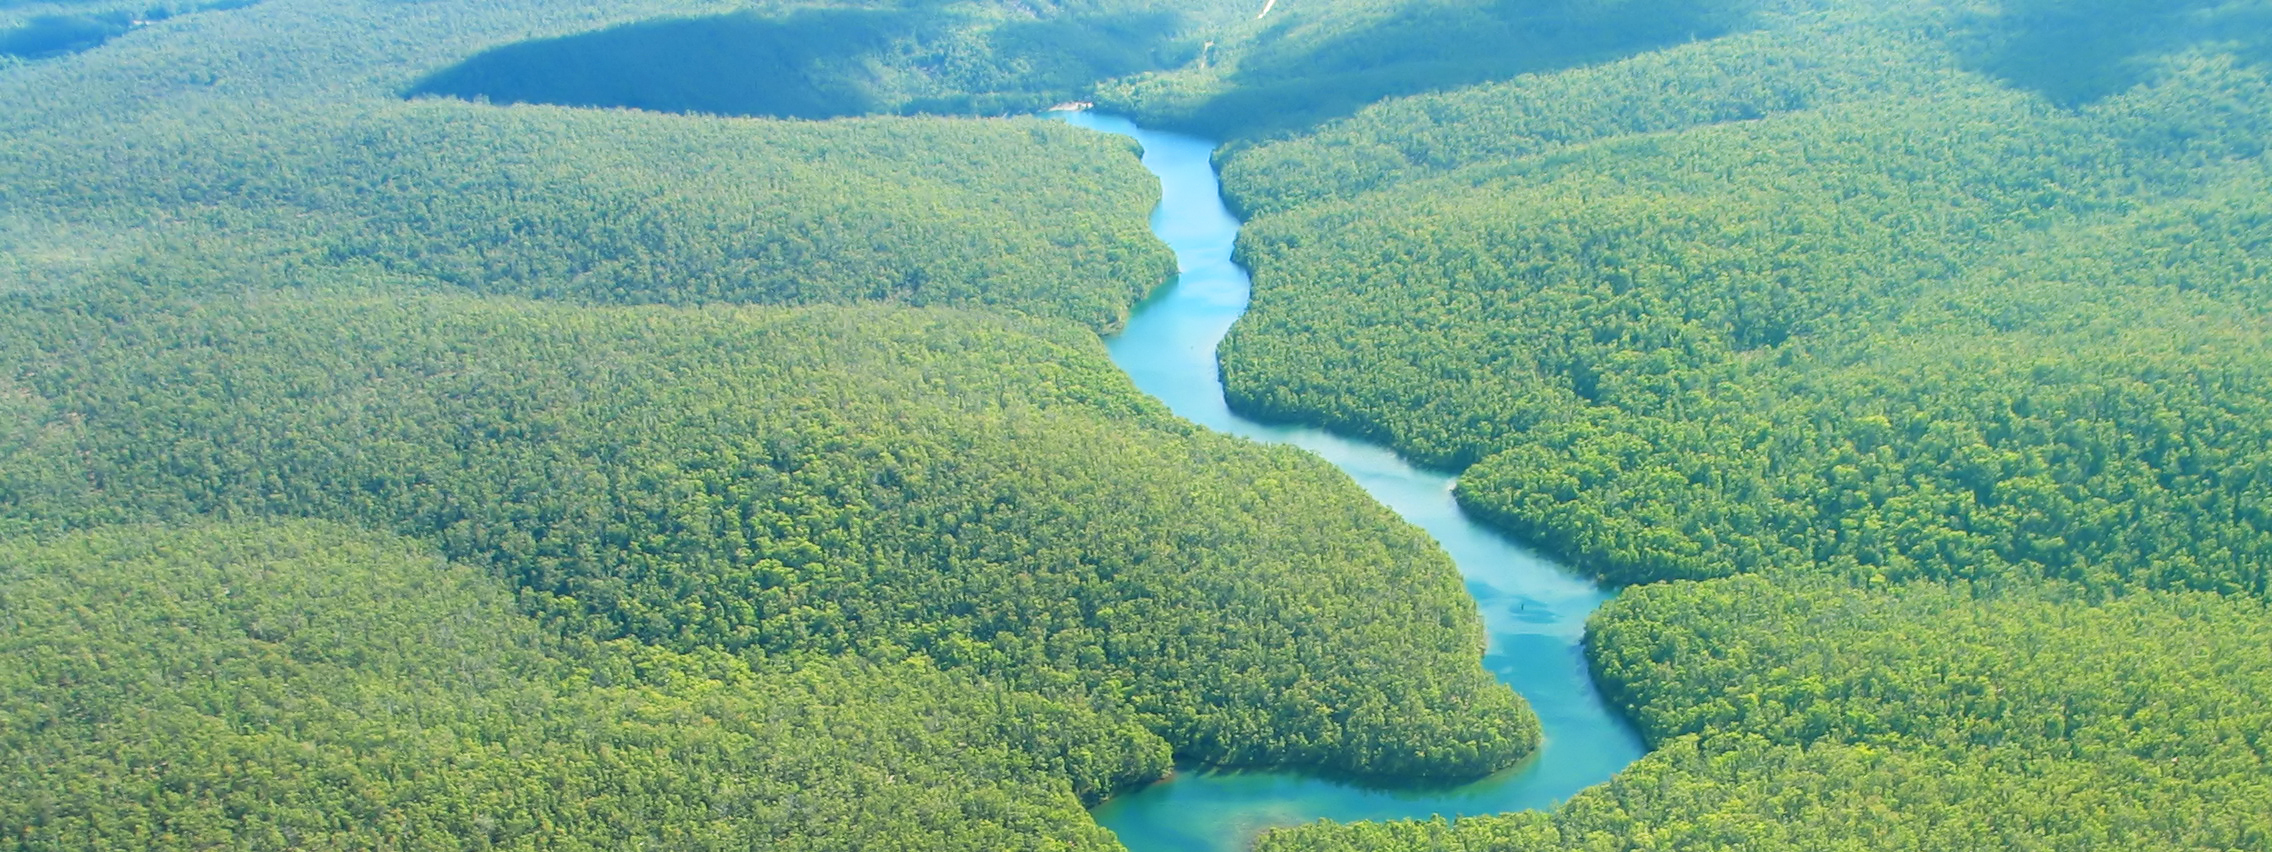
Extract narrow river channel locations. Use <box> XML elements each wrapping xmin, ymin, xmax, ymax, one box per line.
<box><xmin>1054</xmin><ymin>111</ymin><xmax>1648</xmax><ymax>852</ymax></box>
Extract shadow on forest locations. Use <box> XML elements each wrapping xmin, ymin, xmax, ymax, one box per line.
<box><xmin>1960</xmin><ymin>0</ymin><xmax>2272</xmax><ymax>106</ymax></box>
<box><xmin>0</xmin><ymin>12</ymin><xmax>133</xmax><ymax>58</ymax></box>
<box><xmin>1179</xmin><ymin>0</ymin><xmax>1757</xmax><ymax>139</ymax></box>
<box><xmin>0</xmin><ymin>0</ymin><xmax>261</xmax><ymax>60</ymax></box>
<box><xmin>407</xmin><ymin>5</ymin><xmax>1195</xmax><ymax>119</ymax></box>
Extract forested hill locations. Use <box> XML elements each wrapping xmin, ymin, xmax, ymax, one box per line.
<box><xmin>1097</xmin><ymin>0</ymin><xmax>1773</xmax><ymax>140</ymax></box>
<box><xmin>2</xmin><ymin>520</ymin><xmax>1169</xmax><ymax>850</ymax></box>
<box><xmin>1216</xmin><ymin>0</ymin><xmax>2272</xmax><ymax>594</ymax></box>
<box><xmin>1205</xmin><ymin>0</ymin><xmax>2272</xmax><ymax>849</ymax></box>
<box><xmin>10</xmin><ymin>0</ymin><xmax>2272</xmax><ymax>848</ymax></box>
<box><xmin>0</xmin><ymin>0</ymin><xmax>1189</xmax><ymax>331</ymax></box>
<box><xmin>1261</xmin><ymin>578</ymin><xmax>2272</xmax><ymax>851</ymax></box>
<box><xmin>1</xmin><ymin>0</ymin><xmax>1558</xmax><ymax>846</ymax></box>
<box><xmin>0</xmin><ymin>288</ymin><xmax>1538</xmax><ymax>783</ymax></box>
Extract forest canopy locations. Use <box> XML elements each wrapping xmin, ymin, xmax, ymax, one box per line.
<box><xmin>7</xmin><ymin>0</ymin><xmax>2272</xmax><ymax>848</ymax></box>
<box><xmin>1260</xmin><ymin>575</ymin><xmax>2272</xmax><ymax>851</ymax></box>
<box><xmin>0</xmin><ymin>520</ymin><xmax>1167</xmax><ymax>850</ymax></box>
<box><xmin>1210</xmin><ymin>0</ymin><xmax>2272</xmax><ymax>848</ymax></box>
<box><xmin>1215</xmin><ymin>0</ymin><xmax>2272</xmax><ymax>595</ymax></box>
<box><xmin>0</xmin><ymin>286</ymin><xmax>1540</xmax><ymax>791</ymax></box>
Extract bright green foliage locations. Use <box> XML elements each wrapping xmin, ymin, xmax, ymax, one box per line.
<box><xmin>14</xmin><ymin>0</ymin><xmax>2272</xmax><ymax>846</ymax></box>
<box><xmin>1264</xmin><ymin>733</ymin><xmax>2270</xmax><ymax>851</ymax></box>
<box><xmin>311</xmin><ymin>109</ymin><xmax>1174</xmax><ymax>331</ymax></box>
<box><xmin>1260</xmin><ymin>575</ymin><xmax>2272</xmax><ymax>850</ymax></box>
<box><xmin>1214</xmin><ymin>0</ymin><xmax>2272</xmax><ymax>592</ymax></box>
<box><xmin>0</xmin><ymin>0</ymin><xmax>1552</xmax><ymax>844</ymax></box>
<box><xmin>1205</xmin><ymin>2</ymin><xmax>2272</xmax><ymax>848</ymax></box>
<box><xmin>2</xmin><ymin>100</ymin><xmax>1175</xmax><ymax>330</ymax></box>
<box><xmin>0</xmin><ymin>520</ymin><xmax>1166</xmax><ymax>851</ymax></box>
<box><xmin>1592</xmin><ymin>576</ymin><xmax>2272</xmax><ymax>764</ymax></box>
<box><xmin>0</xmin><ymin>289</ymin><xmax>1537</xmax><ymax>782</ymax></box>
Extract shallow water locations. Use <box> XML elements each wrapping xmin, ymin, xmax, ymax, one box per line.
<box><xmin>1054</xmin><ymin>110</ymin><xmax>1647</xmax><ymax>852</ymax></box>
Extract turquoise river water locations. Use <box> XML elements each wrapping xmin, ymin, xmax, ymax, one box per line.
<box><xmin>1054</xmin><ymin>111</ymin><xmax>1647</xmax><ymax>851</ymax></box>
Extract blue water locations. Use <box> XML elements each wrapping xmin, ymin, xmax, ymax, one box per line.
<box><xmin>1054</xmin><ymin>110</ymin><xmax>1647</xmax><ymax>852</ymax></box>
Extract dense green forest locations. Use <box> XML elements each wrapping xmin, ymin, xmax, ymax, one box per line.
<box><xmin>1206</xmin><ymin>0</ymin><xmax>2272</xmax><ymax>849</ymax></box>
<box><xmin>9</xmin><ymin>0</ymin><xmax>2272</xmax><ymax>847</ymax></box>
<box><xmin>1217</xmin><ymin>0</ymin><xmax>2272</xmax><ymax>593</ymax></box>
<box><xmin>2</xmin><ymin>0</ymin><xmax>1554</xmax><ymax>846</ymax></box>
<box><xmin>2</xmin><ymin>520</ymin><xmax>1168</xmax><ymax>850</ymax></box>
<box><xmin>0</xmin><ymin>287</ymin><xmax>1537</xmax><ymax>781</ymax></box>
<box><xmin>0</xmin><ymin>0</ymin><xmax>1200</xmax><ymax>332</ymax></box>
<box><xmin>0</xmin><ymin>101</ymin><xmax>1178</xmax><ymax>330</ymax></box>
<box><xmin>1259</xmin><ymin>576</ymin><xmax>2272</xmax><ymax>851</ymax></box>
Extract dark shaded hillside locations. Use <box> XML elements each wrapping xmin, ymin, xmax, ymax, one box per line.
<box><xmin>404</xmin><ymin>0</ymin><xmax>1761</xmax><ymax>136</ymax></box>
<box><xmin>0</xmin><ymin>0</ymin><xmax>265</xmax><ymax>59</ymax></box>
<box><xmin>1960</xmin><ymin>0</ymin><xmax>2272</xmax><ymax>105</ymax></box>
<box><xmin>408</xmin><ymin>6</ymin><xmax>1197</xmax><ymax>119</ymax></box>
<box><xmin>0</xmin><ymin>11</ymin><xmax>131</xmax><ymax>58</ymax></box>
<box><xmin>1099</xmin><ymin>0</ymin><xmax>1760</xmax><ymax>139</ymax></box>
<box><xmin>413</xmin><ymin>8</ymin><xmax>920</xmax><ymax>119</ymax></box>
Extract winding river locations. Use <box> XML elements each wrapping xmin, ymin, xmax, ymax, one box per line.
<box><xmin>1054</xmin><ymin>111</ymin><xmax>1647</xmax><ymax>851</ymax></box>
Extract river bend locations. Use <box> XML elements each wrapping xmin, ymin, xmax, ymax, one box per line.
<box><xmin>1054</xmin><ymin>111</ymin><xmax>1647</xmax><ymax>852</ymax></box>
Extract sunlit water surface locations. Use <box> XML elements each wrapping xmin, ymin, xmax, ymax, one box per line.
<box><xmin>1054</xmin><ymin>110</ymin><xmax>1647</xmax><ymax>852</ymax></box>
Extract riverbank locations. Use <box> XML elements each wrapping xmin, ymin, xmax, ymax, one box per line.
<box><xmin>1054</xmin><ymin>109</ymin><xmax>1645</xmax><ymax>852</ymax></box>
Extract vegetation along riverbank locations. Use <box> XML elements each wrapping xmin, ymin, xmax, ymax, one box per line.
<box><xmin>2</xmin><ymin>0</ymin><xmax>2269</xmax><ymax>848</ymax></box>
